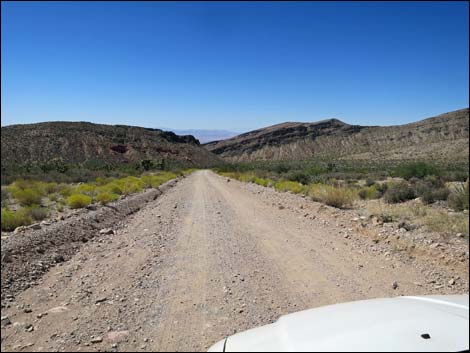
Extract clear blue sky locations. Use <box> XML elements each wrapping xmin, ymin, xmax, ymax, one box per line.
<box><xmin>1</xmin><ymin>1</ymin><xmax>468</xmax><ymax>131</ymax></box>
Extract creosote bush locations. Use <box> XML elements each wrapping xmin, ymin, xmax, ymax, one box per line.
<box><xmin>274</xmin><ymin>180</ymin><xmax>304</xmax><ymax>194</ymax></box>
<box><xmin>96</xmin><ymin>192</ymin><xmax>119</xmax><ymax>205</ymax></box>
<box><xmin>308</xmin><ymin>184</ymin><xmax>357</xmax><ymax>209</ymax></box>
<box><xmin>67</xmin><ymin>194</ymin><xmax>92</xmax><ymax>209</ymax></box>
<box><xmin>10</xmin><ymin>188</ymin><xmax>43</xmax><ymax>206</ymax></box>
<box><xmin>26</xmin><ymin>206</ymin><xmax>49</xmax><ymax>221</ymax></box>
<box><xmin>384</xmin><ymin>182</ymin><xmax>416</xmax><ymax>204</ymax></box>
<box><xmin>358</xmin><ymin>185</ymin><xmax>380</xmax><ymax>200</ymax></box>
<box><xmin>1</xmin><ymin>208</ymin><xmax>33</xmax><ymax>231</ymax></box>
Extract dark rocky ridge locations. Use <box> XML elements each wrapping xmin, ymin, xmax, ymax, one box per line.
<box><xmin>1</xmin><ymin>121</ymin><xmax>221</xmax><ymax>168</ymax></box>
<box><xmin>204</xmin><ymin>108</ymin><xmax>469</xmax><ymax>162</ymax></box>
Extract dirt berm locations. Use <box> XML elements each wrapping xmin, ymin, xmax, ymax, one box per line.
<box><xmin>1</xmin><ymin>177</ymin><xmax>182</xmax><ymax>303</ymax></box>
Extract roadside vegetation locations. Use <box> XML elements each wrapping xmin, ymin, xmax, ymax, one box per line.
<box><xmin>215</xmin><ymin>160</ymin><xmax>469</xmax><ymax>237</ymax></box>
<box><xmin>1</xmin><ymin>170</ymin><xmax>191</xmax><ymax>232</ymax></box>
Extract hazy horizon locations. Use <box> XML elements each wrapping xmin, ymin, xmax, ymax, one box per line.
<box><xmin>1</xmin><ymin>2</ymin><xmax>469</xmax><ymax>131</ymax></box>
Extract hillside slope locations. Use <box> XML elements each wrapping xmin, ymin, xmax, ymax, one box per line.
<box><xmin>1</xmin><ymin>121</ymin><xmax>221</xmax><ymax>169</ymax></box>
<box><xmin>204</xmin><ymin>108</ymin><xmax>469</xmax><ymax>162</ymax></box>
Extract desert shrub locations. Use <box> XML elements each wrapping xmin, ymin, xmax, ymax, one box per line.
<box><xmin>48</xmin><ymin>193</ymin><xmax>61</xmax><ymax>202</ymax></box>
<box><xmin>448</xmin><ymin>181</ymin><xmax>469</xmax><ymax>211</ymax></box>
<box><xmin>26</xmin><ymin>206</ymin><xmax>49</xmax><ymax>221</ymax></box>
<box><xmin>102</xmin><ymin>182</ymin><xmax>123</xmax><ymax>195</ymax></box>
<box><xmin>56</xmin><ymin>203</ymin><xmax>64</xmax><ymax>212</ymax></box>
<box><xmin>308</xmin><ymin>184</ymin><xmax>357</xmax><ymax>208</ymax></box>
<box><xmin>358</xmin><ymin>185</ymin><xmax>380</xmax><ymax>200</ymax></box>
<box><xmin>414</xmin><ymin>180</ymin><xmax>432</xmax><ymax>196</ymax></box>
<box><xmin>287</xmin><ymin>171</ymin><xmax>310</xmax><ymax>185</ymax></box>
<box><xmin>375</xmin><ymin>182</ymin><xmax>388</xmax><ymax>196</ymax></box>
<box><xmin>139</xmin><ymin>172</ymin><xmax>177</xmax><ymax>188</ymax></box>
<box><xmin>11</xmin><ymin>179</ymin><xmax>35</xmax><ymax>190</ymax></box>
<box><xmin>421</xmin><ymin>188</ymin><xmax>450</xmax><ymax>205</ymax></box>
<box><xmin>423</xmin><ymin>211</ymin><xmax>469</xmax><ymax>236</ymax></box>
<box><xmin>393</xmin><ymin>162</ymin><xmax>439</xmax><ymax>180</ymax></box>
<box><xmin>1</xmin><ymin>208</ymin><xmax>33</xmax><ymax>231</ymax></box>
<box><xmin>238</xmin><ymin>173</ymin><xmax>256</xmax><ymax>183</ymax></box>
<box><xmin>254</xmin><ymin>178</ymin><xmax>270</xmax><ymax>187</ymax></box>
<box><xmin>423</xmin><ymin>175</ymin><xmax>445</xmax><ymax>187</ymax></box>
<box><xmin>367</xmin><ymin>200</ymin><xmax>468</xmax><ymax>236</ymax></box>
<box><xmin>1</xmin><ymin>188</ymin><xmax>9</xmax><ymax>207</ymax></box>
<box><xmin>96</xmin><ymin>192</ymin><xmax>119</xmax><ymax>205</ymax></box>
<box><xmin>384</xmin><ymin>182</ymin><xmax>416</xmax><ymax>203</ymax></box>
<box><xmin>140</xmin><ymin>175</ymin><xmax>154</xmax><ymax>188</ymax></box>
<box><xmin>95</xmin><ymin>177</ymin><xmax>109</xmax><ymax>186</ymax></box>
<box><xmin>57</xmin><ymin>184</ymin><xmax>73</xmax><ymax>197</ymax></box>
<box><xmin>113</xmin><ymin>176</ymin><xmax>144</xmax><ymax>195</ymax></box>
<box><xmin>41</xmin><ymin>182</ymin><xmax>59</xmax><ymax>195</ymax></box>
<box><xmin>273</xmin><ymin>164</ymin><xmax>290</xmax><ymax>174</ymax></box>
<box><xmin>67</xmin><ymin>194</ymin><xmax>92</xmax><ymax>209</ymax></box>
<box><xmin>74</xmin><ymin>183</ymin><xmax>98</xmax><ymax>198</ymax></box>
<box><xmin>10</xmin><ymin>188</ymin><xmax>43</xmax><ymax>206</ymax></box>
<box><xmin>274</xmin><ymin>180</ymin><xmax>304</xmax><ymax>194</ymax></box>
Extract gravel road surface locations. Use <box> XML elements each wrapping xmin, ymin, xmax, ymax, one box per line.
<box><xmin>1</xmin><ymin>170</ymin><xmax>467</xmax><ymax>352</ymax></box>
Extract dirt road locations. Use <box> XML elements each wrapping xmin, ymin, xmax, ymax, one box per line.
<box><xmin>1</xmin><ymin>170</ymin><xmax>467</xmax><ymax>352</ymax></box>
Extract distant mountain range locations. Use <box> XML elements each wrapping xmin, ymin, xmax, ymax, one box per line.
<box><xmin>2</xmin><ymin>109</ymin><xmax>468</xmax><ymax>174</ymax></box>
<box><xmin>204</xmin><ymin>108</ymin><xmax>469</xmax><ymax>163</ymax></box>
<box><xmin>160</xmin><ymin>129</ymin><xmax>240</xmax><ymax>143</ymax></box>
<box><xmin>1</xmin><ymin>122</ymin><xmax>221</xmax><ymax>170</ymax></box>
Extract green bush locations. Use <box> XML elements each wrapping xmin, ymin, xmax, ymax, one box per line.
<box><xmin>41</xmin><ymin>182</ymin><xmax>59</xmax><ymax>195</ymax></box>
<box><xmin>1</xmin><ymin>188</ymin><xmax>9</xmax><ymax>207</ymax></box>
<box><xmin>384</xmin><ymin>182</ymin><xmax>416</xmax><ymax>203</ymax></box>
<box><xmin>421</xmin><ymin>188</ymin><xmax>450</xmax><ymax>205</ymax></box>
<box><xmin>26</xmin><ymin>206</ymin><xmax>49</xmax><ymax>221</ymax></box>
<box><xmin>393</xmin><ymin>162</ymin><xmax>440</xmax><ymax>180</ymax></box>
<box><xmin>116</xmin><ymin>176</ymin><xmax>144</xmax><ymax>195</ymax></box>
<box><xmin>11</xmin><ymin>188</ymin><xmax>43</xmax><ymax>206</ymax></box>
<box><xmin>254</xmin><ymin>177</ymin><xmax>270</xmax><ymax>187</ymax></box>
<box><xmin>96</xmin><ymin>192</ymin><xmax>119</xmax><ymax>205</ymax></box>
<box><xmin>48</xmin><ymin>193</ymin><xmax>61</xmax><ymax>202</ymax></box>
<box><xmin>101</xmin><ymin>182</ymin><xmax>123</xmax><ymax>195</ymax></box>
<box><xmin>375</xmin><ymin>182</ymin><xmax>388</xmax><ymax>196</ymax></box>
<box><xmin>74</xmin><ymin>183</ymin><xmax>98</xmax><ymax>197</ymax></box>
<box><xmin>448</xmin><ymin>181</ymin><xmax>469</xmax><ymax>211</ymax></box>
<box><xmin>1</xmin><ymin>208</ymin><xmax>33</xmax><ymax>231</ymax></box>
<box><xmin>308</xmin><ymin>184</ymin><xmax>357</xmax><ymax>209</ymax></box>
<box><xmin>274</xmin><ymin>180</ymin><xmax>304</xmax><ymax>194</ymax></box>
<box><xmin>358</xmin><ymin>185</ymin><xmax>380</xmax><ymax>200</ymax></box>
<box><xmin>67</xmin><ymin>194</ymin><xmax>92</xmax><ymax>209</ymax></box>
<box><xmin>238</xmin><ymin>173</ymin><xmax>256</xmax><ymax>183</ymax></box>
<box><xmin>58</xmin><ymin>184</ymin><xmax>73</xmax><ymax>197</ymax></box>
<box><xmin>287</xmin><ymin>171</ymin><xmax>310</xmax><ymax>185</ymax></box>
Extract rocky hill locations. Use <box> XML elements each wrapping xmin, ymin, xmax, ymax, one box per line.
<box><xmin>1</xmin><ymin>121</ymin><xmax>221</xmax><ymax>170</ymax></box>
<box><xmin>204</xmin><ymin>108</ymin><xmax>469</xmax><ymax>162</ymax></box>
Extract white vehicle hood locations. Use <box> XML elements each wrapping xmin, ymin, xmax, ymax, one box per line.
<box><xmin>213</xmin><ymin>295</ymin><xmax>469</xmax><ymax>352</ymax></box>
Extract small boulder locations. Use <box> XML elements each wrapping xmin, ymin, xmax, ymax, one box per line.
<box><xmin>99</xmin><ymin>228</ymin><xmax>114</xmax><ymax>235</ymax></box>
<box><xmin>13</xmin><ymin>226</ymin><xmax>28</xmax><ymax>234</ymax></box>
<box><xmin>1</xmin><ymin>316</ymin><xmax>11</xmax><ymax>327</ymax></box>
<box><xmin>91</xmin><ymin>337</ymin><xmax>103</xmax><ymax>344</ymax></box>
<box><xmin>105</xmin><ymin>330</ymin><xmax>129</xmax><ymax>343</ymax></box>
